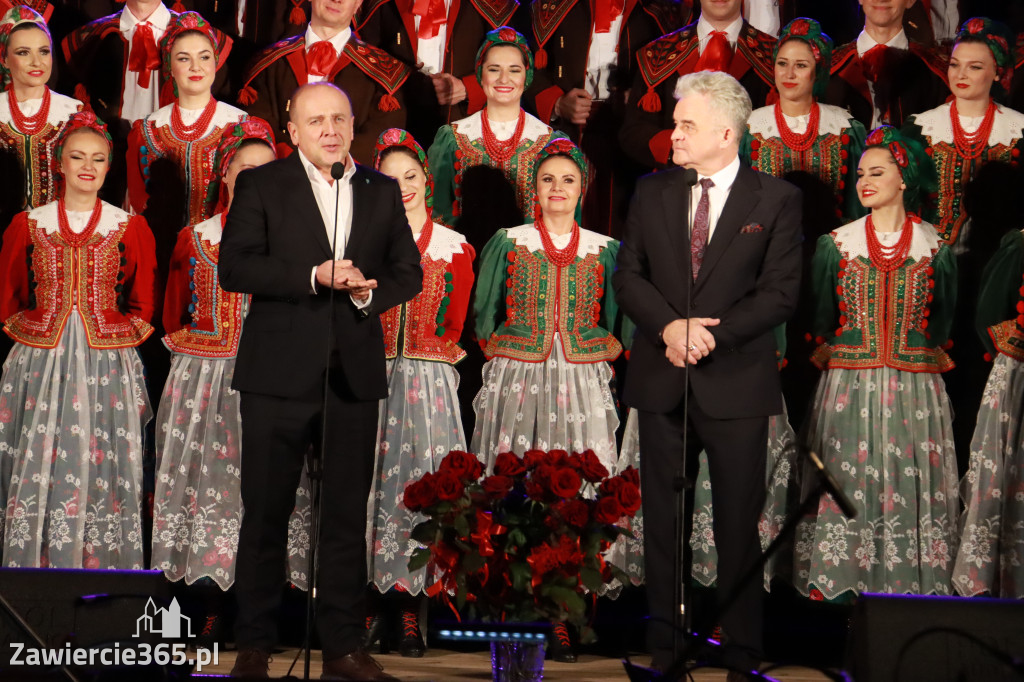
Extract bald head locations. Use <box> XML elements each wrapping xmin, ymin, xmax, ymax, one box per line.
<box><xmin>289</xmin><ymin>82</ymin><xmax>352</xmax><ymax>124</ymax></box>
<box><xmin>287</xmin><ymin>82</ymin><xmax>356</xmax><ymax>181</ymax></box>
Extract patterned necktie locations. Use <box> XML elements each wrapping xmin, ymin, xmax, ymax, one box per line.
<box><xmin>694</xmin><ymin>31</ymin><xmax>732</xmax><ymax>73</ymax></box>
<box><xmin>690</xmin><ymin>177</ymin><xmax>714</xmax><ymax>281</ymax></box>
<box><xmin>128</xmin><ymin>22</ymin><xmax>160</xmax><ymax>88</ymax></box>
<box><xmin>306</xmin><ymin>41</ymin><xmax>338</xmax><ymax>78</ymax></box>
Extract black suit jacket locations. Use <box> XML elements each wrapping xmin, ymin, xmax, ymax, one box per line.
<box><xmin>613</xmin><ymin>163</ymin><xmax>802</xmax><ymax>419</ymax></box>
<box><xmin>219</xmin><ymin>153</ymin><xmax>422</xmax><ymax>400</ymax></box>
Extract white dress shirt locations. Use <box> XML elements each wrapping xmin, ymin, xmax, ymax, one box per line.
<box><xmin>120</xmin><ymin>2</ymin><xmax>171</xmax><ymax>123</ymax></box>
<box><xmin>689</xmin><ymin>156</ymin><xmax>741</xmax><ymax>243</ymax></box>
<box><xmin>299</xmin><ymin>149</ymin><xmax>371</xmax><ymax>307</ymax></box>
<box><xmin>414</xmin><ymin>0</ymin><xmax>452</xmax><ymax>75</ymax></box>
<box><xmin>930</xmin><ymin>0</ymin><xmax>960</xmax><ymax>43</ymax></box>
<box><xmin>697</xmin><ymin>14</ymin><xmax>743</xmax><ymax>52</ymax></box>
<box><xmin>743</xmin><ymin>0</ymin><xmax>780</xmax><ymax>37</ymax></box>
<box><xmin>305</xmin><ymin>25</ymin><xmax>352</xmax><ymax>82</ymax></box>
<box><xmin>856</xmin><ymin>29</ymin><xmax>909</xmax><ymax>129</ymax></box>
<box><xmin>585</xmin><ymin>12</ymin><xmax>624</xmax><ymax>100</ymax></box>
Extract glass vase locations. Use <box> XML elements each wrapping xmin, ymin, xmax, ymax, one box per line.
<box><xmin>490</xmin><ymin>639</ymin><xmax>546</xmax><ymax>682</ymax></box>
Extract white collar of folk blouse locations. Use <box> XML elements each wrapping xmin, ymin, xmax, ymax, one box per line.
<box><xmin>911</xmin><ymin>101</ymin><xmax>1024</xmax><ymax>148</ymax></box>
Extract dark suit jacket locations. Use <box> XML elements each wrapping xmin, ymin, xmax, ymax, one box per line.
<box><xmin>218</xmin><ymin>153</ymin><xmax>422</xmax><ymax>400</ymax></box>
<box><xmin>613</xmin><ymin>163</ymin><xmax>802</xmax><ymax>419</ymax></box>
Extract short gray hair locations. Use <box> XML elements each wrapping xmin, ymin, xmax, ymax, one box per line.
<box><xmin>673</xmin><ymin>71</ymin><xmax>752</xmax><ymax>136</ymax></box>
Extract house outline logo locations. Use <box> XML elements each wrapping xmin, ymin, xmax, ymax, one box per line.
<box><xmin>133</xmin><ymin>597</ymin><xmax>195</xmax><ymax>639</ymax></box>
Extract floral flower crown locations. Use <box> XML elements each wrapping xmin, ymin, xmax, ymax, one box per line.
<box><xmin>475</xmin><ymin>26</ymin><xmax>534</xmax><ymax>89</ymax></box>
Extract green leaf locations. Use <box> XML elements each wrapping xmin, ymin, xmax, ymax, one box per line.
<box><xmin>454</xmin><ymin>512</ymin><xmax>471</xmax><ymax>538</ymax></box>
<box><xmin>580</xmin><ymin>566</ymin><xmax>603</xmax><ymax>592</ymax></box>
<box><xmin>407</xmin><ymin>547</ymin><xmax>431</xmax><ymax>571</ymax></box>
<box><xmin>410</xmin><ymin>520</ymin><xmax>438</xmax><ymax>544</ymax></box>
<box><xmin>463</xmin><ymin>551</ymin><xmax>485</xmax><ymax>573</ymax></box>
<box><xmin>509</xmin><ymin>562</ymin><xmax>531</xmax><ymax>592</ymax></box>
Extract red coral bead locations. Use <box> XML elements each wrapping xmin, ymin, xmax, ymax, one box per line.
<box><xmin>507</xmin><ymin>251</ymin><xmax>517</xmax><ymax>262</ymax></box>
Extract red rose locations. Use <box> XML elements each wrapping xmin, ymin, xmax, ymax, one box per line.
<box><xmin>523</xmin><ymin>449</ymin><xmax>547</xmax><ymax>470</ymax></box>
<box><xmin>600</xmin><ymin>476</ymin><xmax>624</xmax><ymax>498</ymax></box>
<box><xmin>790</xmin><ymin>19</ymin><xmax>809</xmax><ymax>35</ymax></box>
<box><xmin>439</xmin><ymin>450</ymin><xmax>484</xmax><ymax>482</ymax></box>
<box><xmin>547</xmin><ymin>449</ymin><xmax>572</xmax><ymax>468</ymax></box>
<box><xmin>482</xmin><ymin>474</ymin><xmax>513</xmax><ymax>498</ymax></box>
<box><xmin>403</xmin><ymin>475</ymin><xmax>437</xmax><ymax>511</ymax></box>
<box><xmin>498</xmin><ymin>27</ymin><xmax>518</xmax><ymax>43</ymax></box>
<box><xmin>434</xmin><ymin>471</ymin><xmax>465</xmax><ymax>501</ymax></box>
<box><xmin>966</xmin><ymin>17</ymin><xmax>985</xmax><ymax>34</ymax></box>
<box><xmin>614</xmin><ymin>481</ymin><xmax>642</xmax><ymax>516</ymax></box>
<box><xmin>202</xmin><ymin>551</ymin><xmax>218</xmax><ymax>567</ymax></box>
<box><xmin>554</xmin><ymin>499</ymin><xmax>589</xmax><ymax>528</ymax></box>
<box><xmin>573</xmin><ymin>449</ymin><xmax>609</xmax><ymax>483</ymax></box>
<box><xmin>554</xmin><ymin>535</ymin><xmax>584</xmax><ymax>566</ymax></box>
<box><xmin>549</xmin><ymin>467</ymin><xmax>581</xmax><ymax>499</ymax></box>
<box><xmin>593</xmin><ymin>496</ymin><xmax>624</xmax><ymax>524</ymax></box>
<box><xmin>493</xmin><ymin>451</ymin><xmax>526</xmax><ymax>477</ymax></box>
<box><xmin>525</xmin><ymin>478</ymin><xmax>548</xmax><ymax>501</ymax></box>
<box><xmin>619</xmin><ymin>466</ymin><xmax>640</xmax><ymax>488</ymax></box>
<box><xmin>527</xmin><ymin>543</ymin><xmax>559</xmax><ymax>575</ymax></box>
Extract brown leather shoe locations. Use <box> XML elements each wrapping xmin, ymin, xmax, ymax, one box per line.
<box><xmin>230</xmin><ymin>647</ymin><xmax>270</xmax><ymax>678</ymax></box>
<box><xmin>321</xmin><ymin>649</ymin><xmax>399</xmax><ymax>681</ymax></box>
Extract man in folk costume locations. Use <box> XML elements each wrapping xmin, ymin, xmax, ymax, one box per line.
<box><xmin>236</xmin><ymin>0</ymin><xmax>411</xmax><ymax>163</ymax></box>
<box><xmin>60</xmin><ymin>0</ymin><xmax>233</xmax><ymax>204</ymax></box>
<box><xmin>523</xmin><ymin>0</ymin><xmax>685</xmax><ymax>236</ymax></box>
<box><xmin>825</xmin><ymin>0</ymin><xmax>949</xmax><ymax>129</ymax></box>
<box><xmin>354</xmin><ymin>0</ymin><xmax>521</xmax><ymax>148</ymax></box>
<box><xmin>618</xmin><ymin>0</ymin><xmax>775</xmax><ymax>170</ymax></box>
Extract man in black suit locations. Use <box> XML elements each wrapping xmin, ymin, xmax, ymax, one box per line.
<box><xmin>613</xmin><ymin>71</ymin><xmax>801</xmax><ymax>679</ymax></box>
<box><xmin>219</xmin><ymin>82</ymin><xmax>421</xmax><ymax>680</ymax></box>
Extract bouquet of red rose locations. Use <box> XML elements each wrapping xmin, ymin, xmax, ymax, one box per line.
<box><xmin>404</xmin><ymin>448</ymin><xmax>641</xmax><ymax>641</ymax></box>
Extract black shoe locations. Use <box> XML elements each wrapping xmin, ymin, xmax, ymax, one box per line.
<box><xmin>547</xmin><ymin>622</ymin><xmax>577</xmax><ymax>663</ymax></box>
<box><xmin>363</xmin><ymin>613</ymin><xmax>390</xmax><ymax>654</ymax></box>
<box><xmin>230</xmin><ymin>647</ymin><xmax>270</xmax><ymax>678</ymax></box>
<box><xmin>398</xmin><ymin>606</ymin><xmax>426</xmax><ymax>658</ymax></box>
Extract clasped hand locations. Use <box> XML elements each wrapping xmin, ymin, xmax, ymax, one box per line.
<box><xmin>316</xmin><ymin>259</ymin><xmax>377</xmax><ymax>301</ymax></box>
<box><xmin>662</xmin><ymin>317</ymin><xmax>721</xmax><ymax>367</ymax></box>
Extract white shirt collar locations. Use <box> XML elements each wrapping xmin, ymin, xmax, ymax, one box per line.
<box><xmin>698</xmin><ymin>155</ymin><xmax>741</xmax><ymax>192</ymax></box>
<box><xmin>305</xmin><ymin>24</ymin><xmax>352</xmax><ymax>55</ymax></box>
<box><xmin>697</xmin><ymin>15</ymin><xmax>743</xmax><ymax>46</ymax></box>
<box><xmin>297</xmin><ymin>148</ymin><xmax>357</xmax><ymax>187</ymax></box>
<box><xmin>120</xmin><ymin>2</ymin><xmax>172</xmax><ymax>33</ymax></box>
<box><xmin>856</xmin><ymin>28</ymin><xmax>908</xmax><ymax>56</ymax></box>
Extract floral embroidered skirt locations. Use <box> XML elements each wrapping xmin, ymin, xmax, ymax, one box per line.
<box><xmin>151</xmin><ymin>354</ymin><xmax>243</xmax><ymax>590</ymax></box>
<box><xmin>367</xmin><ymin>357</ymin><xmax>467</xmax><ymax>595</ymax></box>
<box><xmin>470</xmin><ymin>342</ymin><xmax>619</xmax><ymax>472</ymax></box>
<box><xmin>0</xmin><ymin>316</ymin><xmax>151</xmax><ymax>569</ymax></box>
<box><xmin>793</xmin><ymin>367</ymin><xmax>959</xmax><ymax>601</ymax></box>
<box><xmin>952</xmin><ymin>354</ymin><xmax>1024</xmax><ymax>599</ymax></box>
<box><xmin>152</xmin><ymin>353</ymin><xmax>324</xmax><ymax>591</ymax></box>
<box><xmin>606</xmin><ymin>405</ymin><xmax>799</xmax><ymax>594</ymax></box>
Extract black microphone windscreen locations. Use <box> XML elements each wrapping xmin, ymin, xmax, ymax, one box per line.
<box><xmin>682</xmin><ymin>167</ymin><xmax>698</xmax><ymax>187</ymax></box>
<box><xmin>331</xmin><ymin>162</ymin><xmax>345</xmax><ymax>180</ymax></box>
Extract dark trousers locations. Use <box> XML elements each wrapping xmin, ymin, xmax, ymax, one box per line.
<box><xmin>234</xmin><ymin>370</ymin><xmax>378</xmax><ymax>660</ymax></box>
<box><xmin>638</xmin><ymin>396</ymin><xmax>768</xmax><ymax>670</ymax></box>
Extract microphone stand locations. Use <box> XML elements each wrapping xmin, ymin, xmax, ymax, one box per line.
<box><xmin>673</xmin><ymin>167</ymin><xmax>699</xmax><ymax>663</ymax></box>
<box><xmin>303</xmin><ymin>160</ymin><xmax>347</xmax><ymax>680</ymax></box>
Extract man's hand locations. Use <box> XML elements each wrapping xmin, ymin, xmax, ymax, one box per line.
<box><xmin>431</xmin><ymin>73</ymin><xmax>467</xmax><ymax>106</ymax></box>
<box><xmin>316</xmin><ymin>259</ymin><xmax>379</xmax><ymax>300</ymax></box>
<box><xmin>662</xmin><ymin>317</ymin><xmax>721</xmax><ymax>366</ymax></box>
<box><xmin>555</xmin><ymin>88</ymin><xmax>593</xmax><ymax>125</ymax></box>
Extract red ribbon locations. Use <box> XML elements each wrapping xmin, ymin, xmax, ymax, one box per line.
<box><xmin>694</xmin><ymin>30</ymin><xmax>732</xmax><ymax>73</ymax></box>
<box><xmin>470</xmin><ymin>509</ymin><xmax>505</xmax><ymax>558</ymax></box>
<box><xmin>593</xmin><ymin>0</ymin><xmax>624</xmax><ymax>33</ymax></box>
<box><xmin>412</xmin><ymin>0</ymin><xmax>446</xmax><ymax>40</ymax></box>
<box><xmin>306</xmin><ymin>40</ymin><xmax>338</xmax><ymax>78</ymax></box>
<box><xmin>128</xmin><ymin>22</ymin><xmax>160</xmax><ymax>88</ymax></box>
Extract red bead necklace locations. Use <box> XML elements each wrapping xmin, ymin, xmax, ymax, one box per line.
<box><xmin>865</xmin><ymin>213</ymin><xmax>915</xmax><ymax>272</ymax></box>
<box><xmin>170</xmin><ymin>98</ymin><xmax>218</xmax><ymax>142</ymax></box>
<box><xmin>774</xmin><ymin>101</ymin><xmax>820</xmax><ymax>152</ymax></box>
<box><xmin>481</xmin><ymin>108</ymin><xmax>526</xmax><ymax>167</ymax></box>
<box><xmin>9</xmin><ymin>87</ymin><xmax>51</xmax><ymax>136</ymax></box>
<box><xmin>414</xmin><ymin>215</ymin><xmax>433</xmax><ymax>257</ymax></box>
<box><xmin>57</xmin><ymin>197</ymin><xmax>103</xmax><ymax>248</ymax></box>
<box><xmin>535</xmin><ymin>215</ymin><xmax>580</xmax><ymax>268</ymax></box>
<box><xmin>950</xmin><ymin>98</ymin><xmax>996</xmax><ymax>160</ymax></box>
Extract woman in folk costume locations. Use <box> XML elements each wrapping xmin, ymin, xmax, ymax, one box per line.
<box><xmin>953</xmin><ymin>225</ymin><xmax>1024</xmax><ymax>599</ymax></box>
<box><xmin>0</xmin><ymin>6</ymin><xmax>83</xmax><ymax>226</ymax></box>
<box><xmin>126</xmin><ymin>11</ymin><xmax>246</xmax><ymax>259</ymax></box>
<box><xmin>471</xmin><ymin>136</ymin><xmax>631</xmax><ymax>662</ymax></box>
<box><xmin>794</xmin><ymin>126</ymin><xmax>960</xmax><ymax>601</ymax></box>
<box><xmin>150</xmin><ymin>120</ymin><xmax>276</xmax><ymax>634</ymax></box>
<box><xmin>0</xmin><ymin>111</ymin><xmax>158</xmax><ymax>569</ymax></box>
<box><xmin>364</xmin><ymin>128</ymin><xmax>475</xmax><ymax>658</ymax></box>
<box><xmin>427</xmin><ymin>26</ymin><xmax>567</xmax><ymax>253</ymax></box>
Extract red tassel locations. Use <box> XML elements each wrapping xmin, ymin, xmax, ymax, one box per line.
<box><xmin>238</xmin><ymin>85</ymin><xmax>258</xmax><ymax>106</ymax></box>
<box><xmin>289</xmin><ymin>5</ymin><xmax>306</xmax><ymax>25</ymax></box>
<box><xmin>638</xmin><ymin>87</ymin><xmax>661</xmax><ymax>113</ymax></box>
<box><xmin>378</xmin><ymin>93</ymin><xmax>400</xmax><ymax>112</ymax></box>
<box><xmin>74</xmin><ymin>84</ymin><xmax>92</xmax><ymax>112</ymax></box>
<box><xmin>171</xmin><ymin>0</ymin><xmax>185</xmax><ymax>11</ymax></box>
<box><xmin>535</xmin><ymin>47</ymin><xmax>548</xmax><ymax>69</ymax></box>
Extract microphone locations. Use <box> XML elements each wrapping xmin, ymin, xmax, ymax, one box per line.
<box><xmin>331</xmin><ymin>161</ymin><xmax>345</xmax><ymax>180</ymax></box>
<box><xmin>681</xmin><ymin>167</ymin><xmax>698</xmax><ymax>187</ymax></box>
<box><xmin>807</xmin><ymin>450</ymin><xmax>858</xmax><ymax>519</ymax></box>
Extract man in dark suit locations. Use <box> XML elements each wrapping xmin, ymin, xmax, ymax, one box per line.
<box><xmin>613</xmin><ymin>71</ymin><xmax>801</xmax><ymax>679</ymax></box>
<box><xmin>219</xmin><ymin>82</ymin><xmax>421</xmax><ymax>680</ymax></box>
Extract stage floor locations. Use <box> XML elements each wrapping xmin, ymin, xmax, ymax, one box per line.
<box><xmin>206</xmin><ymin>648</ymin><xmax>836</xmax><ymax>680</ymax></box>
